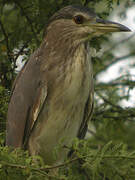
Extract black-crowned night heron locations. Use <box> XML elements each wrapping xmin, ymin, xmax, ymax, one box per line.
<box><xmin>6</xmin><ymin>5</ymin><xmax>131</xmax><ymax>165</ymax></box>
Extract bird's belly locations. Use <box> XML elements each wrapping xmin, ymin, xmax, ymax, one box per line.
<box><xmin>29</xmin><ymin>89</ymin><xmax>89</xmax><ymax>164</ymax></box>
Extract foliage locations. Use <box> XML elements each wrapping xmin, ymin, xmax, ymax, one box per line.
<box><xmin>0</xmin><ymin>87</ymin><xmax>9</xmax><ymax>133</ymax></box>
<box><xmin>0</xmin><ymin>138</ymin><xmax>135</xmax><ymax>180</ymax></box>
<box><xmin>0</xmin><ymin>0</ymin><xmax>135</xmax><ymax>179</ymax></box>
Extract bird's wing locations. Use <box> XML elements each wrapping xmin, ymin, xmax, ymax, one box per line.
<box><xmin>23</xmin><ymin>81</ymin><xmax>47</xmax><ymax>148</ymax></box>
<box><xmin>9</xmin><ymin>61</ymin><xmax>28</xmax><ymax>98</ymax></box>
<box><xmin>6</xmin><ymin>49</ymin><xmax>47</xmax><ymax>148</ymax></box>
<box><xmin>77</xmin><ymin>90</ymin><xmax>94</xmax><ymax>139</ymax></box>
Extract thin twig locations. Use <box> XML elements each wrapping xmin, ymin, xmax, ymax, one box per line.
<box><xmin>0</xmin><ymin>18</ymin><xmax>12</xmax><ymax>62</ymax></box>
<box><xmin>83</xmin><ymin>0</ymin><xmax>90</xmax><ymax>6</ymax></box>
<box><xmin>94</xmin><ymin>51</ymin><xmax>135</xmax><ymax>77</ymax></box>
<box><xmin>96</xmin><ymin>92</ymin><xmax>122</xmax><ymax>110</ymax></box>
<box><xmin>95</xmin><ymin>80</ymin><xmax>135</xmax><ymax>89</ymax></box>
<box><xmin>1</xmin><ymin>154</ymin><xmax>135</xmax><ymax>172</ymax></box>
<box><xmin>104</xmin><ymin>32</ymin><xmax>135</xmax><ymax>54</ymax></box>
<box><xmin>14</xmin><ymin>41</ymin><xmax>29</xmax><ymax>62</ymax></box>
<box><xmin>14</xmin><ymin>1</ymin><xmax>39</xmax><ymax>45</ymax></box>
<box><xmin>87</xmin><ymin>129</ymin><xmax>106</xmax><ymax>142</ymax></box>
<box><xmin>0</xmin><ymin>157</ymin><xmax>79</xmax><ymax>173</ymax></box>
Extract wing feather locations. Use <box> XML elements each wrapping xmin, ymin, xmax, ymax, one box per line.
<box><xmin>77</xmin><ymin>89</ymin><xmax>94</xmax><ymax>139</ymax></box>
<box><xmin>6</xmin><ymin>49</ymin><xmax>47</xmax><ymax>148</ymax></box>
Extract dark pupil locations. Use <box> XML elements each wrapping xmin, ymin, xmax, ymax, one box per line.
<box><xmin>74</xmin><ymin>15</ymin><xmax>83</xmax><ymax>24</ymax></box>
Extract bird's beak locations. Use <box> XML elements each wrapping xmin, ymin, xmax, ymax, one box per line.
<box><xmin>91</xmin><ymin>18</ymin><xmax>131</xmax><ymax>33</ymax></box>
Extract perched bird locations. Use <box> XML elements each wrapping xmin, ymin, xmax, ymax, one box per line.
<box><xmin>6</xmin><ymin>5</ymin><xmax>131</xmax><ymax>165</ymax></box>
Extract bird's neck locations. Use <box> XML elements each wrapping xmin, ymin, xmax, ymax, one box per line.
<box><xmin>40</xmin><ymin>25</ymin><xmax>92</xmax><ymax>76</ymax></box>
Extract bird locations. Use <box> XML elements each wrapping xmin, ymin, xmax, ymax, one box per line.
<box><xmin>6</xmin><ymin>5</ymin><xmax>131</xmax><ymax>165</ymax></box>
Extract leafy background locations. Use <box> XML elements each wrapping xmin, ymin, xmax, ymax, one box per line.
<box><xmin>0</xmin><ymin>0</ymin><xmax>135</xmax><ymax>179</ymax></box>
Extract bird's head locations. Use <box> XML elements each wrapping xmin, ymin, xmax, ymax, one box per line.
<box><xmin>46</xmin><ymin>5</ymin><xmax>131</xmax><ymax>44</ymax></box>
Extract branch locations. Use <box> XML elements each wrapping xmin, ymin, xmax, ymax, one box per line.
<box><xmin>14</xmin><ymin>1</ymin><xmax>40</xmax><ymax>45</ymax></box>
<box><xmin>96</xmin><ymin>92</ymin><xmax>122</xmax><ymax>110</ymax></box>
<box><xmin>83</xmin><ymin>0</ymin><xmax>90</xmax><ymax>6</ymax></box>
<box><xmin>104</xmin><ymin>32</ymin><xmax>135</xmax><ymax>54</ymax></box>
<box><xmin>0</xmin><ymin>18</ymin><xmax>12</xmax><ymax>62</ymax></box>
<box><xmin>94</xmin><ymin>52</ymin><xmax>135</xmax><ymax>77</ymax></box>
<box><xmin>95</xmin><ymin>80</ymin><xmax>135</xmax><ymax>89</ymax></box>
<box><xmin>1</xmin><ymin>154</ymin><xmax>135</xmax><ymax>171</ymax></box>
<box><xmin>0</xmin><ymin>157</ymin><xmax>79</xmax><ymax>173</ymax></box>
<box><xmin>14</xmin><ymin>41</ymin><xmax>29</xmax><ymax>62</ymax></box>
<box><xmin>0</xmin><ymin>161</ymin><xmax>57</xmax><ymax>178</ymax></box>
<box><xmin>87</xmin><ymin>129</ymin><xmax>106</xmax><ymax>142</ymax></box>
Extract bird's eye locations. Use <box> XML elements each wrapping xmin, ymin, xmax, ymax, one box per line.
<box><xmin>73</xmin><ymin>15</ymin><xmax>84</xmax><ymax>24</ymax></box>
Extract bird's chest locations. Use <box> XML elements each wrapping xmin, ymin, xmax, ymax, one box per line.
<box><xmin>48</xmin><ymin>46</ymin><xmax>92</xmax><ymax>136</ymax></box>
<box><xmin>47</xmin><ymin>44</ymin><xmax>93</xmax><ymax>130</ymax></box>
<box><xmin>46</xmin><ymin>43</ymin><xmax>92</xmax><ymax>108</ymax></box>
<box><xmin>62</xmin><ymin>45</ymin><xmax>92</xmax><ymax>105</ymax></box>
<box><xmin>68</xmin><ymin>62</ymin><xmax>89</xmax><ymax>98</ymax></box>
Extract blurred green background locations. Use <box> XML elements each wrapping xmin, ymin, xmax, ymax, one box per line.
<box><xmin>0</xmin><ymin>0</ymin><xmax>135</xmax><ymax>179</ymax></box>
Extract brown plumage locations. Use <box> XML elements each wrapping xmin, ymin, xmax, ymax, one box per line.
<box><xmin>6</xmin><ymin>5</ymin><xmax>131</xmax><ymax>165</ymax></box>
